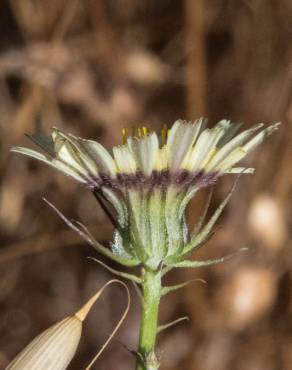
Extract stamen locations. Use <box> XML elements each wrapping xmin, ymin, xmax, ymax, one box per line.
<box><xmin>142</xmin><ymin>127</ymin><xmax>148</xmax><ymax>136</ymax></box>
<box><xmin>161</xmin><ymin>124</ymin><xmax>168</xmax><ymax>145</ymax></box>
<box><xmin>138</xmin><ymin>128</ymin><xmax>142</xmax><ymax>137</ymax></box>
<box><xmin>122</xmin><ymin>128</ymin><xmax>127</xmax><ymax>144</ymax></box>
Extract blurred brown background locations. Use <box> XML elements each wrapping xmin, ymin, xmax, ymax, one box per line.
<box><xmin>0</xmin><ymin>1</ymin><xmax>291</xmax><ymax>369</ymax></box>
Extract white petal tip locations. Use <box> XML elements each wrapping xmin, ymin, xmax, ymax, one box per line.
<box><xmin>225</xmin><ymin>167</ymin><xmax>255</xmax><ymax>174</ymax></box>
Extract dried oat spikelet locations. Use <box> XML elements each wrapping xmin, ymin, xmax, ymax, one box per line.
<box><xmin>6</xmin><ymin>316</ymin><xmax>82</xmax><ymax>370</ymax></box>
<box><xmin>6</xmin><ymin>279</ymin><xmax>129</xmax><ymax>370</ymax></box>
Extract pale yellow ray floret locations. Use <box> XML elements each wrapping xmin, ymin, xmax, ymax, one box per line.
<box><xmin>113</xmin><ymin>145</ymin><xmax>137</xmax><ymax>174</ymax></box>
<box><xmin>127</xmin><ymin>132</ymin><xmax>159</xmax><ymax>176</ymax></box>
<box><xmin>204</xmin><ymin>123</ymin><xmax>264</xmax><ymax>172</ymax></box>
<box><xmin>11</xmin><ymin>119</ymin><xmax>280</xmax><ymax>185</ymax></box>
<box><xmin>166</xmin><ymin>118</ymin><xmax>205</xmax><ymax>171</ymax></box>
<box><xmin>154</xmin><ymin>145</ymin><xmax>168</xmax><ymax>172</ymax></box>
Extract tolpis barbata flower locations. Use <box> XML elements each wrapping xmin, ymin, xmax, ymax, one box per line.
<box><xmin>11</xmin><ymin>119</ymin><xmax>280</xmax><ymax>270</ymax></box>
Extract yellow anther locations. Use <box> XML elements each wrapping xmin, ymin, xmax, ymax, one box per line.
<box><xmin>122</xmin><ymin>128</ymin><xmax>127</xmax><ymax>144</ymax></box>
<box><xmin>142</xmin><ymin>126</ymin><xmax>148</xmax><ymax>136</ymax></box>
<box><xmin>138</xmin><ymin>127</ymin><xmax>142</xmax><ymax>137</ymax></box>
<box><xmin>161</xmin><ymin>124</ymin><xmax>168</xmax><ymax>145</ymax></box>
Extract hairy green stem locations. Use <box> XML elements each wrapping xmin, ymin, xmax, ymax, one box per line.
<box><xmin>136</xmin><ymin>269</ymin><xmax>161</xmax><ymax>370</ymax></box>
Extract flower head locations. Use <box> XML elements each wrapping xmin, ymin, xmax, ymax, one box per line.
<box><xmin>12</xmin><ymin>119</ymin><xmax>279</xmax><ymax>269</ymax></box>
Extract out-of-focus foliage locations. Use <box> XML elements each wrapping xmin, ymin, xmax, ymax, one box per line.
<box><xmin>0</xmin><ymin>1</ymin><xmax>291</xmax><ymax>369</ymax></box>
